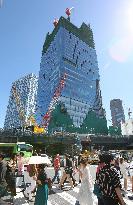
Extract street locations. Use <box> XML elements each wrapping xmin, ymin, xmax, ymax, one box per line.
<box><xmin>1</xmin><ymin>166</ymin><xmax>133</xmax><ymax>205</ymax></box>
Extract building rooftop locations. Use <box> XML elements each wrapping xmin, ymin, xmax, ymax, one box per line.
<box><xmin>42</xmin><ymin>16</ymin><xmax>95</xmax><ymax>55</ymax></box>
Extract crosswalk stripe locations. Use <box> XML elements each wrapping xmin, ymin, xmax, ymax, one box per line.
<box><xmin>57</xmin><ymin>191</ymin><xmax>77</xmax><ymax>205</ymax></box>
<box><xmin>4</xmin><ymin>183</ymin><xmax>133</xmax><ymax>205</ymax></box>
<box><xmin>73</xmin><ymin>186</ymin><xmax>79</xmax><ymax>193</ymax></box>
<box><xmin>124</xmin><ymin>198</ymin><xmax>133</xmax><ymax>205</ymax></box>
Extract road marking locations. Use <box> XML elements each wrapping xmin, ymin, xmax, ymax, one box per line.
<box><xmin>73</xmin><ymin>186</ymin><xmax>79</xmax><ymax>193</ymax></box>
<box><xmin>124</xmin><ymin>198</ymin><xmax>133</xmax><ymax>205</ymax></box>
<box><xmin>57</xmin><ymin>191</ymin><xmax>77</xmax><ymax>205</ymax></box>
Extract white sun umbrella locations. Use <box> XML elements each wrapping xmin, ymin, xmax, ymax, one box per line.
<box><xmin>28</xmin><ymin>156</ymin><xmax>51</xmax><ymax>165</ymax></box>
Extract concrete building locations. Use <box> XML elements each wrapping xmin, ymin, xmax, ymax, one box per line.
<box><xmin>37</xmin><ymin>16</ymin><xmax>107</xmax><ymax>134</ymax></box>
<box><xmin>110</xmin><ymin>99</ymin><xmax>125</xmax><ymax>127</ymax></box>
<box><xmin>4</xmin><ymin>73</ymin><xmax>38</xmax><ymax>129</ymax></box>
<box><xmin>121</xmin><ymin>119</ymin><xmax>133</xmax><ymax>136</ymax></box>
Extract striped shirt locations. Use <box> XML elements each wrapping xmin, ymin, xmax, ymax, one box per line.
<box><xmin>97</xmin><ymin>165</ymin><xmax>121</xmax><ymax>201</ymax></box>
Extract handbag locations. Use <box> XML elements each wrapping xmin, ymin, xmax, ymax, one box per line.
<box><xmin>93</xmin><ymin>182</ymin><xmax>102</xmax><ymax>198</ymax></box>
<box><xmin>47</xmin><ymin>178</ymin><xmax>52</xmax><ymax>189</ymax></box>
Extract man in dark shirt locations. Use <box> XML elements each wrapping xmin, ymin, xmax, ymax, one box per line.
<box><xmin>97</xmin><ymin>153</ymin><xmax>126</xmax><ymax>205</ymax></box>
<box><xmin>59</xmin><ymin>154</ymin><xmax>73</xmax><ymax>189</ymax></box>
<box><xmin>0</xmin><ymin>153</ymin><xmax>7</xmax><ymax>186</ymax></box>
<box><xmin>0</xmin><ymin>153</ymin><xmax>7</xmax><ymax>199</ymax></box>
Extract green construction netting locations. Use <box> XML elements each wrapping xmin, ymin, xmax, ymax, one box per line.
<box><xmin>48</xmin><ymin>104</ymin><xmax>108</xmax><ymax>134</ymax></box>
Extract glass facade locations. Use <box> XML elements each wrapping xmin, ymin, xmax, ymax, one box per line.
<box><xmin>4</xmin><ymin>73</ymin><xmax>38</xmax><ymax>129</ymax></box>
<box><xmin>110</xmin><ymin>99</ymin><xmax>125</xmax><ymax>127</ymax></box>
<box><xmin>37</xmin><ymin>17</ymin><xmax>106</xmax><ymax>130</ymax></box>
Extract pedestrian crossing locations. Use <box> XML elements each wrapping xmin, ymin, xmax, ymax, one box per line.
<box><xmin>12</xmin><ymin>183</ymin><xmax>133</xmax><ymax>205</ymax></box>
<box><xmin>1</xmin><ymin>181</ymin><xmax>133</xmax><ymax>205</ymax></box>
<box><xmin>48</xmin><ymin>184</ymin><xmax>97</xmax><ymax>205</ymax></box>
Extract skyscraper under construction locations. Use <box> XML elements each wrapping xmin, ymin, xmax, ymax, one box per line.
<box><xmin>37</xmin><ymin>15</ymin><xmax>107</xmax><ymax>134</ymax></box>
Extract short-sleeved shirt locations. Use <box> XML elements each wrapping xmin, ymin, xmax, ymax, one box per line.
<box><xmin>0</xmin><ymin>160</ymin><xmax>7</xmax><ymax>185</ymax></box>
<box><xmin>54</xmin><ymin>157</ymin><xmax>60</xmax><ymax>170</ymax></box>
<box><xmin>97</xmin><ymin>165</ymin><xmax>121</xmax><ymax>201</ymax></box>
<box><xmin>119</xmin><ymin>162</ymin><xmax>128</xmax><ymax>178</ymax></box>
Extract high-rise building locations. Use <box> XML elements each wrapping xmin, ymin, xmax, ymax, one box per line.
<box><xmin>37</xmin><ymin>16</ymin><xmax>107</xmax><ymax>134</ymax></box>
<box><xmin>4</xmin><ymin>73</ymin><xmax>38</xmax><ymax>129</ymax></box>
<box><xmin>110</xmin><ymin>99</ymin><xmax>125</xmax><ymax>127</ymax></box>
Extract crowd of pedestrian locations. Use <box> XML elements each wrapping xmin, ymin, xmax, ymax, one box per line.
<box><xmin>0</xmin><ymin>150</ymin><xmax>133</xmax><ymax>205</ymax></box>
<box><xmin>0</xmin><ymin>152</ymin><xmax>49</xmax><ymax>204</ymax></box>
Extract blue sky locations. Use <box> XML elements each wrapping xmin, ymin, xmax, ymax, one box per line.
<box><xmin>0</xmin><ymin>0</ymin><xmax>133</xmax><ymax>128</ymax></box>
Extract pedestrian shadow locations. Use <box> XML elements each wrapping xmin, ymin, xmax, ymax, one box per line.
<box><xmin>0</xmin><ymin>199</ymin><xmax>12</xmax><ymax>205</ymax></box>
<box><xmin>51</xmin><ymin>184</ymin><xmax>73</xmax><ymax>194</ymax></box>
<box><xmin>49</xmin><ymin>189</ymin><xmax>56</xmax><ymax>195</ymax></box>
<box><xmin>14</xmin><ymin>196</ymin><xmax>29</xmax><ymax>204</ymax></box>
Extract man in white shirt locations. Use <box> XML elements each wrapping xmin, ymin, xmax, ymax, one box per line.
<box><xmin>129</xmin><ymin>161</ymin><xmax>133</xmax><ymax>192</ymax></box>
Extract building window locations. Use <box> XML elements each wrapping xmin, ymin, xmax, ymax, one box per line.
<box><xmin>62</xmin><ymin>57</ymin><xmax>76</xmax><ymax>67</ymax></box>
<box><xmin>73</xmin><ymin>54</ymin><xmax>74</xmax><ymax>59</ymax></box>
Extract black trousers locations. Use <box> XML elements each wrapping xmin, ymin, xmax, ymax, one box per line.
<box><xmin>102</xmin><ymin>197</ymin><xmax>120</xmax><ymax>205</ymax></box>
<box><xmin>98</xmin><ymin>197</ymin><xmax>104</xmax><ymax>205</ymax></box>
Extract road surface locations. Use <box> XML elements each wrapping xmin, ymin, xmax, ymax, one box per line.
<box><xmin>1</xmin><ymin>166</ymin><xmax>133</xmax><ymax>205</ymax></box>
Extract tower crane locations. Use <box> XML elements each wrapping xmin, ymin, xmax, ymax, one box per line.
<box><xmin>65</xmin><ymin>7</ymin><xmax>74</xmax><ymax>20</ymax></box>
